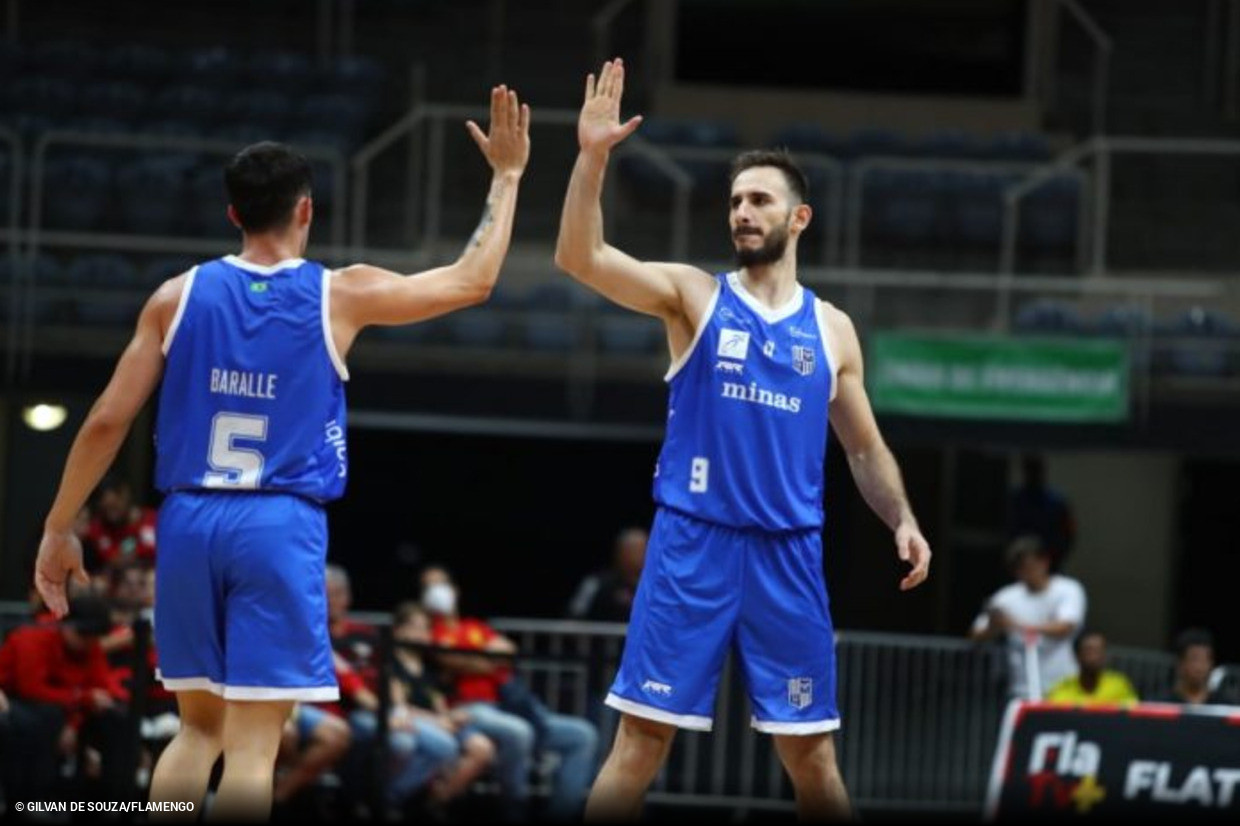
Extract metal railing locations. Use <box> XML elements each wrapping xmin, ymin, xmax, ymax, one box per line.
<box><xmin>349</xmin><ymin>103</ymin><xmax>691</xmax><ymax>263</ymax></box>
<box><xmin>1057</xmin><ymin>0</ymin><xmax>1114</xmax><ymax>137</ymax></box>
<box><xmin>1003</xmin><ymin>136</ymin><xmax>1240</xmax><ymax>277</ymax></box>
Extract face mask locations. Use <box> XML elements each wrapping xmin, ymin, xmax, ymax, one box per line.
<box><xmin>422</xmin><ymin>583</ymin><xmax>457</xmax><ymax>616</ymax></box>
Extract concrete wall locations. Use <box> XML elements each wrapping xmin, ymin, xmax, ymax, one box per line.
<box><xmin>1035</xmin><ymin>452</ymin><xmax>1179</xmax><ymax>649</ymax></box>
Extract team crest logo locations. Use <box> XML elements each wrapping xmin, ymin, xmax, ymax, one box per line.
<box><xmin>717</xmin><ymin>328</ymin><xmax>750</xmax><ymax>361</ymax></box>
<box><xmin>792</xmin><ymin>345</ymin><xmax>815</xmax><ymax>376</ymax></box>
<box><xmin>788</xmin><ymin>677</ymin><xmax>813</xmax><ymax>709</ymax></box>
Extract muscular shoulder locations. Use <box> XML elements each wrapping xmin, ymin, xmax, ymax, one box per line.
<box><xmin>148</xmin><ymin>269</ymin><xmax>193</xmax><ymax>340</ymax></box>
<box><xmin>815</xmin><ymin>298</ymin><xmax>861</xmax><ymax>371</ymax></box>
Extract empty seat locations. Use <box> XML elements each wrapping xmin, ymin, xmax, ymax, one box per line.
<box><xmin>11</xmin><ymin>77</ymin><xmax>76</xmax><ymax>119</ymax></box>
<box><xmin>43</xmin><ymin>156</ymin><xmax>111</xmax><ymax>230</ymax></box>
<box><xmin>184</xmin><ymin>47</ymin><xmax>245</xmax><ymax>87</ymax></box>
<box><xmin>153</xmin><ymin>86</ymin><xmax>224</xmax><ymax>125</ymax></box>
<box><xmin>76</xmin><ymin>81</ymin><xmax>147</xmax><ymax>120</ymax></box>
<box><xmin>67</xmin><ymin>254</ymin><xmax>141</xmax><ymax>289</ymax></box>
<box><xmin>141</xmin><ymin>256</ymin><xmax>198</xmax><ymax>288</ymax></box>
<box><xmin>948</xmin><ymin>171</ymin><xmax>1007</xmax><ymax>247</ymax></box>
<box><xmin>221</xmin><ymin>90</ymin><xmax>292</xmax><ymax>132</ymax></box>
<box><xmin>104</xmin><ymin>44</ymin><xmax>174</xmax><ymax>83</ymax></box>
<box><xmin>1013</xmin><ymin>299</ymin><xmax>1083</xmax><ymax>334</ymax></box>
<box><xmin>115</xmin><ymin>159</ymin><xmax>188</xmax><ymax>234</ymax></box>
<box><xmin>246</xmin><ymin>52</ymin><xmax>314</xmax><ymax>94</ymax></box>
<box><xmin>522</xmin><ymin>313</ymin><xmax>578</xmax><ymax>352</ymax></box>
<box><xmin>988</xmin><ymin>131</ymin><xmax>1051</xmax><ymax>161</ymax></box>
<box><xmin>598</xmin><ymin>316</ymin><xmax>661</xmax><ymax>355</ymax></box>
<box><xmin>847</xmin><ymin>128</ymin><xmax>905</xmax><ymax>160</ymax></box>
<box><xmin>447</xmin><ymin>309</ymin><xmax>506</xmax><ymax>347</ymax></box>
<box><xmin>914</xmin><ymin>129</ymin><xmax>985</xmax><ymax>160</ymax></box>
<box><xmin>1021</xmin><ymin>175</ymin><xmax>1081</xmax><ymax>253</ymax></box>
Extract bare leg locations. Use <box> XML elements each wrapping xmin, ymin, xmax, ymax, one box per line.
<box><xmin>433</xmin><ymin>731</ymin><xmax>495</xmax><ymax>802</ymax></box>
<box><xmin>584</xmin><ymin>714</ymin><xmax>677</xmax><ymax>822</ymax></box>
<box><xmin>208</xmin><ymin>700</ymin><xmax>294</xmax><ymax>822</ymax></box>
<box><xmin>273</xmin><ymin>712</ymin><xmax>351</xmax><ymax>804</ymax></box>
<box><xmin>773</xmin><ymin>732</ymin><xmax>851</xmax><ymax>821</ymax></box>
<box><xmin>149</xmin><ymin>691</ymin><xmax>225</xmax><ymax>821</ymax></box>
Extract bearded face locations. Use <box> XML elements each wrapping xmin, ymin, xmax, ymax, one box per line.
<box><xmin>733</xmin><ymin>214</ymin><xmax>792</xmax><ymax>268</ymax></box>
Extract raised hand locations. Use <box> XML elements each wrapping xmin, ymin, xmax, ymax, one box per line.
<box><xmin>466</xmin><ymin>85</ymin><xmax>531</xmax><ymax>178</ymax></box>
<box><xmin>578</xmin><ymin>58</ymin><xmax>643</xmax><ymax>155</ymax></box>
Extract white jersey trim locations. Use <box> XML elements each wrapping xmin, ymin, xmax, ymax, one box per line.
<box><xmin>224</xmin><ymin>254</ymin><xmax>306</xmax><ymax>275</ymax></box>
<box><xmin>814</xmin><ymin>299</ymin><xmax>840</xmax><ymax>403</ymax></box>
<box><xmin>664</xmin><ymin>279</ymin><xmax>722</xmax><ymax>382</ymax></box>
<box><xmin>321</xmin><ymin>269</ymin><xmax>350</xmax><ymax>381</ymax></box>
<box><xmin>159</xmin><ymin>675</ymin><xmax>340</xmax><ymax>702</ymax></box>
<box><xmin>751</xmin><ymin>717</ymin><xmax>841</xmax><ymax>735</ymax></box>
<box><xmin>727</xmin><ymin>271</ymin><xmax>804</xmax><ymax>323</ymax></box>
<box><xmin>605</xmin><ymin>693</ymin><xmax>714</xmax><ymax>731</ymax></box>
<box><xmin>161</xmin><ymin>266</ymin><xmax>198</xmax><ymax>356</ymax></box>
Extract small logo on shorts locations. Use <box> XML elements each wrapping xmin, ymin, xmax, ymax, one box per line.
<box><xmin>642</xmin><ymin>680</ymin><xmax>673</xmax><ymax>698</ymax></box>
<box><xmin>788</xmin><ymin>677</ymin><xmax>813</xmax><ymax>710</ymax></box>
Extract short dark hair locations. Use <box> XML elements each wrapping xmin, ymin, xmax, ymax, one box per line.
<box><xmin>1173</xmin><ymin>627</ymin><xmax>1214</xmax><ymax>660</ymax></box>
<box><xmin>730</xmin><ymin>149</ymin><xmax>810</xmax><ymax>205</ymax></box>
<box><xmin>223</xmin><ymin>142</ymin><xmax>312</xmax><ymax>233</ymax></box>
<box><xmin>1004</xmin><ymin>534</ymin><xmax>1049</xmax><ymax>569</ymax></box>
<box><xmin>65</xmin><ymin>593</ymin><xmax>113</xmax><ymax>637</ymax></box>
<box><xmin>393</xmin><ymin>601</ymin><xmax>426</xmax><ymax>627</ymax></box>
<box><xmin>1073</xmin><ymin>628</ymin><xmax>1105</xmax><ymax>655</ymax></box>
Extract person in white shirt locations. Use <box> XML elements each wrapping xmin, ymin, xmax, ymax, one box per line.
<box><xmin>969</xmin><ymin>535</ymin><xmax>1087</xmax><ymax>699</ymax></box>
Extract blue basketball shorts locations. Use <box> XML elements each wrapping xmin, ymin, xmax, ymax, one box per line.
<box><xmin>607</xmin><ymin>507</ymin><xmax>839</xmax><ymax>734</ymax></box>
<box><xmin>154</xmin><ymin>490</ymin><xmax>338</xmax><ymax>701</ymax></box>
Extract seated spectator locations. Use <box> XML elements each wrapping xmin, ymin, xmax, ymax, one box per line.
<box><xmin>969</xmin><ymin>535</ymin><xmax>1087</xmax><ymax>699</ymax></box>
<box><xmin>566</xmin><ymin>527</ymin><xmax>647</xmax><ymax>623</ymax></box>
<box><xmin>324</xmin><ymin>566</ymin><xmax>460</xmax><ymax>816</ymax></box>
<box><xmin>0</xmin><ymin>594</ymin><xmax>136</xmax><ymax>800</ymax></box>
<box><xmin>421</xmin><ymin>565</ymin><xmax>598</xmax><ymax>822</ymax></box>
<box><xmin>1149</xmin><ymin>628</ymin><xmax>1239</xmax><ymax>706</ymax></box>
<box><xmin>1046</xmin><ymin>629</ymin><xmax>1138</xmax><ymax>706</ymax></box>
<box><xmin>275</xmin><ymin>702</ymin><xmax>352</xmax><ymax>809</ymax></box>
<box><xmin>85</xmin><ymin>476</ymin><xmax>157</xmax><ymax>575</ymax></box>
<box><xmin>391</xmin><ymin>602</ymin><xmax>495</xmax><ymax>812</ymax></box>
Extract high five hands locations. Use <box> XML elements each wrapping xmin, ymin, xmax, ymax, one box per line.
<box><xmin>578</xmin><ymin>58</ymin><xmax>644</xmax><ymax>155</ymax></box>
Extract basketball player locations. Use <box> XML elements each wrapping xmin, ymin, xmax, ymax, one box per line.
<box><xmin>555</xmin><ymin>60</ymin><xmax>931</xmax><ymax>821</ymax></box>
<box><xmin>33</xmin><ymin>85</ymin><xmax>530</xmax><ymax>819</ymax></box>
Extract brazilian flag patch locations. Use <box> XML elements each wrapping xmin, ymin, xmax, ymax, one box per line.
<box><xmin>250</xmin><ymin>281</ymin><xmax>269</xmax><ymax>293</ymax></box>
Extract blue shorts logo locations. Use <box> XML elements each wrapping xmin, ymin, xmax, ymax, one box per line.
<box><xmin>788</xmin><ymin>677</ymin><xmax>813</xmax><ymax>710</ymax></box>
<box><xmin>642</xmin><ymin>679</ymin><xmax>673</xmax><ymax>698</ymax></box>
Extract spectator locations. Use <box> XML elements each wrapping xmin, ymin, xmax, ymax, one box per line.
<box><xmin>421</xmin><ymin>565</ymin><xmax>599</xmax><ymax>822</ymax></box>
<box><xmin>1008</xmin><ymin>454</ymin><xmax>1075</xmax><ymax>571</ymax></box>
<box><xmin>969</xmin><ymin>535</ymin><xmax>1087</xmax><ymax>699</ymax></box>
<box><xmin>566</xmin><ymin>528</ymin><xmax>648</xmax><ymax>622</ymax></box>
<box><xmin>324</xmin><ymin>566</ymin><xmax>460</xmax><ymax>816</ymax></box>
<box><xmin>84</xmin><ymin>476</ymin><xmax>157</xmax><ymax>574</ymax></box>
<box><xmin>391</xmin><ymin>602</ymin><xmax>496</xmax><ymax>812</ymax></box>
<box><xmin>0</xmin><ymin>594</ymin><xmax>136</xmax><ymax>800</ymax></box>
<box><xmin>1149</xmin><ymin>628</ymin><xmax>1239</xmax><ymax>706</ymax></box>
<box><xmin>275</xmin><ymin>703</ymin><xmax>352</xmax><ymax>809</ymax></box>
<box><xmin>1046</xmin><ymin>629</ymin><xmax>1138</xmax><ymax>705</ymax></box>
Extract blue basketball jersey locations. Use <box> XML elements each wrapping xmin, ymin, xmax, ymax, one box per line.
<box><xmin>155</xmin><ymin>255</ymin><xmax>349</xmax><ymax>502</ymax></box>
<box><xmin>653</xmin><ymin>272</ymin><xmax>836</xmax><ymax>531</ymax></box>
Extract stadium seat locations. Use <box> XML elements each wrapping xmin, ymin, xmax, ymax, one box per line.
<box><xmin>141</xmin><ymin>256</ymin><xmax>198</xmax><ymax>289</ymax></box>
<box><xmin>1021</xmin><ymin>175</ymin><xmax>1081</xmax><ymax>253</ymax></box>
<box><xmin>524</xmin><ymin>282</ymin><xmax>575</xmax><ymax>312</ymax></box>
<box><xmin>847</xmin><ymin>128</ymin><xmax>906</xmax><ymax>160</ymax></box>
<box><xmin>1163</xmin><ymin>307</ymin><xmax>1236</xmax><ymax>377</ymax></box>
<box><xmin>66</xmin><ymin>254</ymin><xmax>141</xmax><ymax>289</ymax></box>
<box><xmin>11</xmin><ymin>77</ymin><xmax>76</xmax><ymax>119</ymax></box>
<box><xmin>187</xmin><ymin>165</ymin><xmax>232</xmax><ymax>237</ymax></box>
<box><xmin>104</xmin><ymin>44</ymin><xmax>174</xmax><ymax>83</ymax></box>
<box><xmin>869</xmin><ymin>169</ymin><xmax>938</xmax><ymax>247</ymax></box>
<box><xmin>294</xmin><ymin>94</ymin><xmax>371</xmax><ymax>147</ymax></box>
<box><xmin>988</xmin><ymin>131</ymin><xmax>1052</xmax><ymax>161</ymax></box>
<box><xmin>43</xmin><ymin>156</ymin><xmax>111</xmax><ymax>230</ymax></box>
<box><xmin>949</xmin><ymin>171</ymin><xmax>1006</xmax><ymax>248</ymax></box>
<box><xmin>1092</xmin><ymin>304</ymin><xmax>1153</xmax><ymax>337</ymax></box>
<box><xmin>322</xmin><ymin>55</ymin><xmax>386</xmax><ymax>105</ymax></box>
<box><xmin>64</xmin><ymin>116</ymin><xmax>133</xmax><ymax>136</ymax></box>
<box><xmin>598</xmin><ymin>316</ymin><xmax>662</xmax><ymax>355</ymax></box>
<box><xmin>76</xmin><ymin>81</ymin><xmax>147</xmax><ymax>121</ymax></box>
<box><xmin>246</xmin><ymin>52</ymin><xmax>314</xmax><ymax>94</ymax></box>
<box><xmin>75</xmin><ymin>295</ymin><xmax>145</xmax><ymax>327</ymax></box>
<box><xmin>184</xmin><ymin>46</ymin><xmax>245</xmax><ymax>88</ymax></box>
<box><xmin>522</xmin><ymin>313</ymin><xmax>579</xmax><ymax>352</ymax></box>
<box><xmin>115</xmin><ymin>159</ymin><xmax>187</xmax><ymax>234</ymax></box>
<box><xmin>221</xmin><ymin>90</ymin><xmax>292</xmax><ymax>133</ymax></box>
<box><xmin>770</xmin><ymin>124</ymin><xmax>847</xmax><ymax>157</ymax></box>
<box><xmin>26</xmin><ymin>40</ymin><xmax>100</xmax><ymax>80</ymax></box>
<box><xmin>1013</xmin><ymin>299</ymin><xmax>1084</xmax><ymax>335</ymax></box>
<box><xmin>30</xmin><ymin>252</ymin><xmax>66</xmax><ymax>286</ymax></box>
<box><xmin>914</xmin><ymin>129</ymin><xmax>985</xmax><ymax>160</ymax></box>
<box><xmin>447</xmin><ymin>309</ymin><xmax>507</xmax><ymax>347</ymax></box>
<box><xmin>153</xmin><ymin>86</ymin><xmax>224</xmax><ymax>125</ymax></box>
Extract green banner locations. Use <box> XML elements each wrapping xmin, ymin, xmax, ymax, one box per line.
<box><xmin>869</xmin><ymin>334</ymin><xmax>1130</xmax><ymax>422</ymax></box>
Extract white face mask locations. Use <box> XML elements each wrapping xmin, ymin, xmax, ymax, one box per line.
<box><xmin>422</xmin><ymin>583</ymin><xmax>457</xmax><ymax>616</ymax></box>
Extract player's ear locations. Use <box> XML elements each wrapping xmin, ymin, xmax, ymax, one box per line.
<box><xmin>791</xmin><ymin>202</ymin><xmax>812</xmax><ymax>235</ymax></box>
<box><xmin>226</xmin><ymin>204</ymin><xmax>243</xmax><ymax>230</ymax></box>
<box><xmin>295</xmin><ymin>195</ymin><xmax>313</xmax><ymax>228</ymax></box>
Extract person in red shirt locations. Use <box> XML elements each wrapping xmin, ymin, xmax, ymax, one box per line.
<box><xmin>420</xmin><ymin>565</ymin><xmax>598</xmax><ymax>821</ymax></box>
<box><xmin>0</xmin><ymin>594</ymin><xmax>136</xmax><ymax>800</ymax></box>
<box><xmin>84</xmin><ymin>477</ymin><xmax>157</xmax><ymax>574</ymax></box>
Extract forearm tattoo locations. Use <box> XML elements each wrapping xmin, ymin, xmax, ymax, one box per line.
<box><xmin>468</xmin><ymin>179</ymin><xmax>508</xmax><ymax>249</ymax></box>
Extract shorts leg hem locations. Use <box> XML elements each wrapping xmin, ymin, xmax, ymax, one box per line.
<box><xmin>605</xmin><ymin>693</ymin><xmax>713</xmax><ymax>731</ymax></box>
<box><xmin>159</xmin><ymin>676</ymin><xmax>339</xmax><ymax>702</ymax></box>
<box><xmin>751</xmin><ymin>717</ymin><xmax>841</xmax><ymax>735</ymax></box>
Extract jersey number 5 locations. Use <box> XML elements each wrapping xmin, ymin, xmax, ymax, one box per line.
<box><xmin>203</xmin><ymin>412</ymin><xmax>268</xmax><ymax>489</ymax></box>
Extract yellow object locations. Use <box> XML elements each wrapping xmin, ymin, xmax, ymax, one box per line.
<box><xmin>1046</xmin><ymin>671</ymin><xmax>1139</xmax><ymax>705</ymax></box>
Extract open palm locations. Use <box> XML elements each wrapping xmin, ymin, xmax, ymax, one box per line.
<box><xmin>579</xmin><ymin>58</ymin><xmax>643</xmax><ymax>153</ymax></box>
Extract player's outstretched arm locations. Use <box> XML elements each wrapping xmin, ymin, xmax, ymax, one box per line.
<box><xmin>554</xmin><ymin>58</ymin><xmax>713</xmax><ymax>322</ymax></box>
<box><xmin>825</xmin><ymin>304</ymin><xmax>932</xmax><ymax>592</ymax></box>
<box><xmin>35</xmin><ymin>277</ymin><xmax>182</xmax><ymax>616</ymax></box>
<box><xmin>332</xmin><ymin>85</ymin><xmax>530</xmax><ymax>337</ymax></box>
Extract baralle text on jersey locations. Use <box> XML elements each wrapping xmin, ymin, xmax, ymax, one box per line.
<box><xmin>209</xmin><ymin>368</ymin><xmax>278</xmax><ymax>400</ymax></box>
